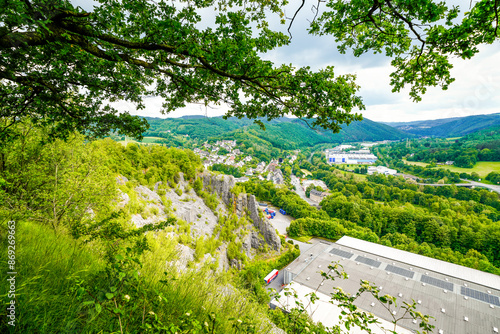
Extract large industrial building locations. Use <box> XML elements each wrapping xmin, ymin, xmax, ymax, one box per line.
<box><xmin>325</xmin><ymin>148</ymin><xmax>378</xmax><ymax>164</ymax></box>
<box><xmin>272</xmin><ymin>236</ymin><xmax>500</xmax><ymax>334</ymax></box>
<box><xmin>367</xmin><ymin>166</ymin><xmax>397</xmax><ymax>176</ymax></box>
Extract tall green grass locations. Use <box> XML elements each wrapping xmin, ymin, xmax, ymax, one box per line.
<box><xmin>1</xmin><ymin>223</ymin><xmax>276</xmax><ymax>333</ymax></box>
<box><xmin>0</xmin><ymin>221</ymin><xmax>105</xmax><ymax>333</ymax></box>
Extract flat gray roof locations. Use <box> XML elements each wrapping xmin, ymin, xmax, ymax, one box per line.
<box><xmin>336</xmin><ymin>236</ymin><xmax>500</xmax><ymax>291</ymax></box>
<box><xmin>282</xmin><ymin>239</ymin><xmax>500</xmax><ymax>334</ymax></box>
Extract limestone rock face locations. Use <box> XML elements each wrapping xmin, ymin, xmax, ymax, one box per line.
<box><xmin>136</xmin><ymin>185</ymin><xmax>162</xmax><ymax>204</ymax></box>
<box><xmin>201</xmin><ymin>172</ymin><xmax>281</xmax><ymax>251</ymax></box>
<box><xmin>246</xmin><ymin>194</ymin><xmax>281</xmax><ymax>251</ymax></box>
<box><xmin>201</xmin><ymin>173</ymin><xmax>235</xmax><ymax>206</ymax></box>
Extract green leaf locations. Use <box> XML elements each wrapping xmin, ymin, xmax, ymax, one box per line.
<box><xmin>105</xmin><ymin>293</ymin><xmax>114</xmax><ymax>300</ymax></box>
<box><xmin>95</xmin><ymin>303</ymin><xmax>102</xmax><ymax>313</ymax></box>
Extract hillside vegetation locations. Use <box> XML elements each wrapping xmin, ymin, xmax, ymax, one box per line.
<box><xmin>0</xmin><ymin>122</ymin><xmax>298</xmax><ymax>333</ymax></box>
<box><xmin>385</xmin><ymin>113</ymin><xmax>500</xmax><ymax>137</ymax></box>
<box><xmin>143</xmin><ymin>116</ymin><xmax>412</xmax><ymax>149</ymax></box>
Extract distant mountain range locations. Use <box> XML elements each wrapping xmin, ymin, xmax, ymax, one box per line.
<box><xmin>383</xmin><ymin>113</ymin><xmax>500</xmax><ymax>137</ymax></box>
<box><xmin>143</xmin><ymin>116</ymin><xmax>412</xmax><ymax>149</ymax></box>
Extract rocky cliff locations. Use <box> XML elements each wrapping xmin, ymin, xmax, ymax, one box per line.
<box><xmin>201</xmin><ymin>172</ymin><xmax>281</xmax><ymax>251</ymax></box>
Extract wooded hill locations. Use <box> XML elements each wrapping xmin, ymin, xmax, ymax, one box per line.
<box><xmin>384</xmin><ymin>113</ymin><xmax>500</xmax><ymax>137</ymax></box>
<box><xmin>143</xmin><ymin>116</ymin><xmax>412</xmax><ymax>149</ymax></box>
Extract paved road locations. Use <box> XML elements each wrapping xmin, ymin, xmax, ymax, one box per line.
<box><xmin>290</xmin><ymin>175</ymin><xmax>316</xmax><ymax>205</ymax></box>
<box><xmin>462</xmin><ymin>179</ymin><xmax>500</xmax><ymax>194</ymax></box>
<box><xmin>415</xmin><ymin>179</ymin><xmax>500</xmax><ymax>194</ymax></box>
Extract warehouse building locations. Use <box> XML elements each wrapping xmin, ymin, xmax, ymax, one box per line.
<box><xmin>273</xmin><ymin>236</ymin><xmax>500</xmax><ymax>334</ymax></box>
<box><xmin>367</xmin><ymin>166</ymin><xmax>397</xmax><ymax>175</ymax></box>
<box><xmin>325</xmin><ymin>149</ymin><xmax>378</xmax><ymax>164</ymax></box>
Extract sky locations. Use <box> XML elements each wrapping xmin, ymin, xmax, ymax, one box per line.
<box><xmin>78</xmin><ymin>0</ymin><xmax>500</xmax><ymax>123</ymax></box>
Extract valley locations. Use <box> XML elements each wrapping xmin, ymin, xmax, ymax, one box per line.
<box><xmin>2</xmin><ymin>113</ymin><xmax>500</xmax><ymax>334</ymax></box>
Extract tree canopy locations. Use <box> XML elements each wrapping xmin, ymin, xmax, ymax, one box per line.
<box><xmin>310</xmin><ymin>0</ymin><xmax>500</xmax><ymax>100</ymax></box>
<box><xmin>1</xmin><ymin>0</ymin><xmax>498</xmax><ymax>140</ymax></box>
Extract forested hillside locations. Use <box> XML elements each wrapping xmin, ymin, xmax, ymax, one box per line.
<box><xmin>241</xmin><ymin>170</ymin><xmax>500</xmax><ymax>274</ymax></box>
<box><xmin>143</xmin><ymin>116</ymin><xmax>412</xmax><ymax>149</ymax></box>
<box><xmin>384</xmin><ymin>113</ymin><xmax>500</xmax><ymax>137</ymax></box>
<box><xmin>0</xmin><ymin>122</ymin><xmax>299</xmax><ymax>333</ymax></box>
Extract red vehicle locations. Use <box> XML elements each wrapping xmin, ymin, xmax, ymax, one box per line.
<box><xmin>264</xmin><ymin>269</ymin><xmax>279</xmax><ymax>284</ymax></box>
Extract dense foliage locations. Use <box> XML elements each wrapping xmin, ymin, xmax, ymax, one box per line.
<box><xmin>311</xmin><ymin>1</ymin><xmax>500</xmax><ymax>102</ymax></box>
<box><xmin>145</xmin><ymin>116</ymin><xmax>411</xmax><ymax>150</ymax></box>
<box><xmin>315</xmin><ymin>170</ymin><xmax>500</xmax><ymax>272</ymax></box>
<box><xmin>384</xmin><ymin>128</ymin><xmax>500</xmax><ymax>168</ymax></box>
<box><xmin>241</xmin><ymin>168</ymin><xmax>500</xmax><ymax>274</ymax></box>
<box><xmin>1</xmin><ymin>123</ymin><xmax>293</xmax><ymax>333</ymax></box>
<box><xmin>1</xmin><ymin>0</ymin><xmax>368</xmax><ymax>142</ymax></box>
<box><xmin>373</xmin><ymin>145</ymin><xmax>482</xmax><ymax>182</ymax></box>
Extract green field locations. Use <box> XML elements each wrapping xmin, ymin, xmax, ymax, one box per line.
<box><xmin>141</xmin><ymin>136</ymin><xmax>165</xmax><ymax>143</ymax></box>
<box><xmin>337</xmin><ymin>169</ymin><xmax>368</xmax><ymax>181</ymax></box>
<box><xmin>403</xmin><ymin>159</ymin><xmax>429</xmax><ymax>167</ymax></box>
<box><xmin>403</xmin><ymin>159</ymin><xmax>500</xmax><ymax>178</ymax></box>
<box><xmin>434</xmin><ymin>161</ymin><xmax>500</xmax><ymax>178</ymax></box>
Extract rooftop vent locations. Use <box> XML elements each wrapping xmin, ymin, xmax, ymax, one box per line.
<box><xmin>441</xmin><ymin>308</ymin><xmax>446</xmax><ymax>313</ymax></box>
<box><xmin>392</xmin><ymin>311</ymin><xmax>397</xmax><ymax>315</ymax></box>
<box><xmin>370</xmin><ymin>302</ymin><xmax>375</xmax><ymax>307</ymax></box>
<box><xmin>306</xmin><ymin>277</ymin><xmax>310</xmax><ymax>281</ymax></box>
<box><xmin>417</xmin><ymin>300</ymin><xmax>422</xmax><ymax>304</ymax></box>
<box><xmin>488</xmin><ymin>290</ymin><xmax>492</xmax><ymax>294</ymax></box>
<box><xmin>444</xmin><ymin>290</ymin><xmax>448</xmax><ymax>293</ymax></box>
<box><xmin>464</xmin><ymin>283</ymin><xmax>468</xmax><ymax>287</ymax></box>
<box><xmin>398</xmin><ymin>293</ymin><xmax>403</xmax><ymax>297</ymax></box>
<box><xmin>422</xmin><ymin>283</ymin><xmax>426</xmax><ymax>286</ymax></box>
<box><xmin>464</xmin><ymin>296</ymin><xmax>468</xmax><ymax>300</ymax></box>
<box><xmin>438</xmin><ymin>330</ymin><xmax>444</xmax><ymax>334</ymax></box>
<box><xmin>493</xmin><ymin>327</ymin><xmax>498</xmax><ymax>333</ymax></box>
<box><xmin>490</xmin><ymin>304</ymin><xmax>495</xmax><ymax>309</ymax></box>
<box><xmin>464</xmin><ymin>316</ymin><xmax>469</xmax><ymax>322</ymax></box>
<box><xmin>412</xmin><ymin>319</ymin><xmax>417</xmax><ymax>324</ymax></box>
<box><xmin>318</xmin><ymin>265</ymin><xmax>321</xmax><ymax>268</ymax></box>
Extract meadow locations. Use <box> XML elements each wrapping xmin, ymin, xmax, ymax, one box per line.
<box><xmin>403</xmin><ymin>159</ymin><xmax>500</xmax><ymax>178</ymax></box>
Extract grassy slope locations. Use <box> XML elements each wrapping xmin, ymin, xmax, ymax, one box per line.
<box><xmin>0</xmin><ymin>221</ymin><xmax>275</xmax><ymax>333</ymax></box>
<box><xmin>0</xmin><ymin>221</ymin><xmax>106</xmax><ymax>333</ymax></box>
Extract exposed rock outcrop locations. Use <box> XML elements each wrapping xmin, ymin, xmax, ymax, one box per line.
<box><xmin>201</xmin><ymin>173</ymin><xmax>281</xmax><ymax>251</ymax></box>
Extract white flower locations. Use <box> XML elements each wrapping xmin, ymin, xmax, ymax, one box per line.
<box><xmin>124</xmin><ymin>295</ymin><xmax>130</xmax><ymax>301</ymax></box>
